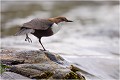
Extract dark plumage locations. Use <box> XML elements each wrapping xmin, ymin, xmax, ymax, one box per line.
<box><xmin>15</xmin><ymin>16</ymin><xmax>73</xmax><ymax>51</ymax></box>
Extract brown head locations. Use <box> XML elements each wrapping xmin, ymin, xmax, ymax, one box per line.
<box><xmin>48</xmin><ymin>16</ymin><xmax>73</xmax><ymax>24</ymax></box>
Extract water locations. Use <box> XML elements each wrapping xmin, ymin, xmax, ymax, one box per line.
<box><xmin>1</xmin><ymin>1</ymin><xmax>119</xmax><ymax>80</ymax></box>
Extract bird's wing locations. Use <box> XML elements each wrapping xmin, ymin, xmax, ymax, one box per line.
<box><xmin>15</xmin><ymin>28</ymin><xmax>35</xmax><ymax>36</ymax></box>
<box><xmin>23</xmin><ymin>18</ymin><xmax>54</xmax><ymax>30</ymax></box>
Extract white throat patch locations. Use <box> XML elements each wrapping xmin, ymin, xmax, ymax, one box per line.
<box><xmin>51</xmin><ymin>23</ymin><xmax>61</xmax><ymax>34</ymax></box>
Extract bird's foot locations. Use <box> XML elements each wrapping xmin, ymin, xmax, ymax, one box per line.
<box><xmin>39</xmin><ymin>49</ymin><xmax>48</xmax><ymax>52</ymax></box>
<box><xmin>25</xmin><ymin>37</ymin><xmax>32</xmax><ymax>43</ymax></box>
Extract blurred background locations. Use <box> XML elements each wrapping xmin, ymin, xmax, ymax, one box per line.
<box><xmin>1</xmin><ymin>0</ymin><xmax>119</xmax><ymax>80</ymax></box>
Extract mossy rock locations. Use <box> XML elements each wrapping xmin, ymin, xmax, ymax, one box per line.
<box><xmin>1</xmin><ymin>48</ymin><xmax>86</xmax><ymax>79</ymax></box>
<box><xmin>64</xmin><ymin>71</ymin><xmax>86</xmax><ymax>80</ymax></box>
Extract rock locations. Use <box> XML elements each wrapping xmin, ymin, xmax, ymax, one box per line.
<box><xmin>1</xmin><ymin>72</ymin><xmax>31</xmax><ymax>80</ymax></box>
<box><xmin>0</xmin><ymin>48</ymin><xmax>86</xmax><ymax>79</ymax></box>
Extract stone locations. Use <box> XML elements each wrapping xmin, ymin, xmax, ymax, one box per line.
<box><xmin>0</xmin><ymin>48</ymin><xmax>86</xmax><ymax>80</ymax></box>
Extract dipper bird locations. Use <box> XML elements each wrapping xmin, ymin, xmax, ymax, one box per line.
<box><xmin>15</xmin><ymin>17</ymin><xmax>73</xmax><ymax>51</ymax></box>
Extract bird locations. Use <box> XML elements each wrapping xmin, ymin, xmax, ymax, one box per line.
<box><xmin>15</xmin><ymin>16</ymin><xmax>73</xmax><ymax>51</ymax></box>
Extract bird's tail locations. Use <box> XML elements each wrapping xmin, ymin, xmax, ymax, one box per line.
<box><xmin>15</xmin><ymin>27</ymin><xmax>35</xmax><ymax>36</ymax></box>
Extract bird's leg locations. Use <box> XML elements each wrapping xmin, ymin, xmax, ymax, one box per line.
<box><xmin>25</xmin><ymin>34</ymin><xmax>32</xmax><ymax>43</ymax></box>
<box><xmin>39</xmin><ymin>38</ymin><xmax>46</xmax><ymax>51</ymax></box>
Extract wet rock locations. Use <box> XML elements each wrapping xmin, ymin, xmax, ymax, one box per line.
<box><xmin>0</xmin><ymin>48</ymin><xmax>86</xmax><ymax>79</ymax></box>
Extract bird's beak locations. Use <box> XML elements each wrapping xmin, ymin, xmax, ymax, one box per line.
<box><xmin>66</xmin><ymin>20</ymin><xmax>73</xmax><ymax>22</ymax></box>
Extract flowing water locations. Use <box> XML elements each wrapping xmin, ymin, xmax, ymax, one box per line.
<box><xmin>1</xmin><ymin>1</ymin><xmax>119</xmax><ymax>80</ymax></box>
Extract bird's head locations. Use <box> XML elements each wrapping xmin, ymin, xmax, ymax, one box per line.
<box><xmin>49</xmin><ymin>16</ymin><xmax>73</xmax><ymax>24</ymax></box>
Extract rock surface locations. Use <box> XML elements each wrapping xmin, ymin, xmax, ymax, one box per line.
<box><xmin>0</xmin><ymin>48</ymin><xmax>86</xmax><ymax>80</ymax></box>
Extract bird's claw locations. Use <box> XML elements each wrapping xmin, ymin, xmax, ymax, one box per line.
<box><xmin>39</xmin><ymin>49</ymin><xmax>47</xmax><ymax>51</ymax></box>
<box><xmin>25</xmin><ymin>37</ymin><xmax>32</xmax><ymax>43</ymax></box>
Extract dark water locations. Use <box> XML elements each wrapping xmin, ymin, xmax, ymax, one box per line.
<box><xmin>1</xmin><ymin>1</ymin><xmax>119</xmax><ymax>80</ymax></box>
